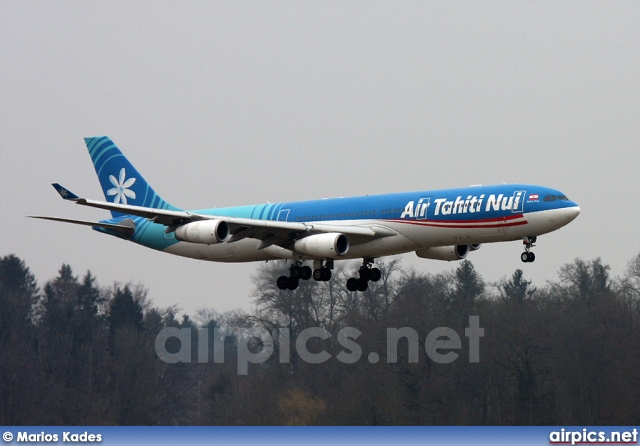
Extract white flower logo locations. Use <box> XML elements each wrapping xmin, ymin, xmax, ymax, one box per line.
<box><xmin>107</xmin><ymin>168</ymin><xmax>136</xmax><ymax>204</ymax></box>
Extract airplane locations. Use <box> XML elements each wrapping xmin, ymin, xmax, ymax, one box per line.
<box><xmin>31</xmin><ymin>136</ymin><xmax>580</xmax><ymax>292</ymax></box>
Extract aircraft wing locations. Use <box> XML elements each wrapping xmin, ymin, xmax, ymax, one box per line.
<box><xmin>48</xmin><ymin>184</ymin><xmax>396</xmax><ymax>248</ymax></box>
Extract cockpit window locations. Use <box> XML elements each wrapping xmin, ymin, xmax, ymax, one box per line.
<box><xmin>543</xmin><ymin>194</ymin><xmax>569</xmax><ymax>202</ymax></box>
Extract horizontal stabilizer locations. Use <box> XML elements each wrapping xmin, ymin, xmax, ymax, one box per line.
<box><xmin>29</xmin><ymin>216</ymin><xmax>135</xmax><ymax>238</ymax></box>
<box><xmin>52</xmin><ymin>183</ymin><xmax>80</xmax><ymax>200</ymax></box>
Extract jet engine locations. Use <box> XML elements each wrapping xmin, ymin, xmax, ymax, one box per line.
<box><xmin>470</xmin><ymin>244</ymin><xmax>482</xmax><ymax>251</ymax></box>
<box><xmin>175</xmin><ymin>220</ymin><xmax>230</xmax><ymax>244</ymax></box>
<box><xmin>415</xmin><ymin>245</ymin><xmax>470</xmax><ymax>261</ymax></box>
<box><xmin>294</xmin><ymin>233</ymin><xmax>349</xmax><ymax>258</ymax></box>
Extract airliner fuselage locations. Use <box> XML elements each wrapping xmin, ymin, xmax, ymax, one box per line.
<box><xmin>33</xmin><ymin>137</ymin><xmax>580</xmax><ymax>292</ymax></box>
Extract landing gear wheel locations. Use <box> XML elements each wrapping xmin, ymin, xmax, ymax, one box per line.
<box><xmin>369</xmin><ymin>268</ymin><xmax>381</xmax><ymax>282</ymax></box>
<box><xmin>277</xmin><ymin>276</ymin><xmax>290</xmax><ymax>289</ymax></box>
<box><xmin>287</xmin><ymin>278</ymin><xmax>299</xmax><ymax>290</ymax></box>
<box><xmin>521</xmin><ymin>252</ymin><xmax>530</xmax><ymax>263</ymax></box>
<box><xmin>527</xmin><ymin>252</ymin><xmax>535</xmax><ymax>262</ymax></box>
<box><xmin>290</xmin><ymin>265</ymin><xmax>302</xmax><ymax>279</ymax></box>
<box><xmin>356</xmin><ymin>278</ymin><xmax>369</xmax><ymax>292</ymax></box>
<box><xmin>359</xmin><ymin>268</ymin><xmax>371</xmax><ymax>281</ymax></box>
<box><xmin>313</xmin><ymin>268</ymin><xmax>331</xmax><ymax>281</ymax></box>
<box><xmin>346</xmin><ymin>278</ymin><xmax>358</xmax><ymax>292</ymax></box>
<box><xmin>300</xmin><ymin>266</ymin><xmax>312</xmax><ymax>280</ymax></box>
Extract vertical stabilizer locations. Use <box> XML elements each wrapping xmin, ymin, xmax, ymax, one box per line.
<box><xmin>84</xmin><ymin>136</ymin><xmax>179</xmax><ymax>217</ymax></box>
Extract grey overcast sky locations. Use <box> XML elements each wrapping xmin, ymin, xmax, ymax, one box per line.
<box><xmin>1</xmin><ymin>0</ymin><xmax>638</xmax><ymax>315</ymax></box>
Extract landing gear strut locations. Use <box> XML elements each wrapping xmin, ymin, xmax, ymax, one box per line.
<box><xmin>346</xmin><ymin>258</ymin><xmax>381</xmax><ymax>292</ymax></box>
<box><xmin>521</xmin><ymin>236</ymin><xmax>537</xmax><ymax>263</ymax></box>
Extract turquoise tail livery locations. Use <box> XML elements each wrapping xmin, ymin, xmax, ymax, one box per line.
<box><xmin>30</xmin><ymin>136</ymin><xmax>580</xmax><ymax>292</ymax></box>
<box><xmin>85</xmin><ymin>136</ymin><xmax>179</xmax><ymax>217</ymax></box>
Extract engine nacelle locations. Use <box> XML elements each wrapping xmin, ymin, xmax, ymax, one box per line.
<box><xmin>175</xmin><ymin>220</ymin><xmax>230</xmax><ymax>244</ymax></box>
<box><xmin>470</xmin><ymin>243</ymin><xmax>482</xmax><ymax>251</ymax></box>
<box><xmin>294</xmin><ymin>233</ymin><xmax>349</xmax><ymax>258</ymax></box>
<box><xmin>415</xmin><ymin>244</ymin><xmax>470</xmax><ymax>261</ymax></box>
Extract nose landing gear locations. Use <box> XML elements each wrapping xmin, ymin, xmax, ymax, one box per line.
<box><xmin>521</xmin><ymin>236</ymin><xmax>537</xmax><ymax>263</ymax></box>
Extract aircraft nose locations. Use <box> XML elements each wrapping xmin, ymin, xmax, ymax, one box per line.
<box><xmin>565</xmin><ymin>205</ymin><xmax>580</xmax><ymax>222</ymax></box>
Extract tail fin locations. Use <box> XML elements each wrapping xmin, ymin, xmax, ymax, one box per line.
<box><xmin>84</xmin><ymin>136</ymin><xmax>179</xmax><ymax>217</ymax></box>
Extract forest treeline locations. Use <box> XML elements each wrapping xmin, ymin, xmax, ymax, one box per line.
<box><xmin>1</xmin><ymin>253</ymin><xmax>639</xmax><ymax>426</ymax></box>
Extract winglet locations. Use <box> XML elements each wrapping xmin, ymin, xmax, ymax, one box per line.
<box><xmin>52</xmin><ymin>183</ymin><xmax>80</xmax><ymax>200</ymax></box>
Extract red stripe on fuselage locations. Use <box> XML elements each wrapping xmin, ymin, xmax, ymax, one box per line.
<box><xmin>386</xmin><ymin>215</ymin><xmax>528</xmax><ymax>229</ymax></box>
<box><xmin>428</xmin><ymin>214</ymin><xmax>524</xmax><ymax>224</ymax></box>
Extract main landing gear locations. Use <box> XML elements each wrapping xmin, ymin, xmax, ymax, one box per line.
<box><xmin>346</xmin><ymin>259</ymin><xmax>381</xmax><ymax>292</ymax></box>
<box><xmin>276</xmin><ymin>260</ymin><xmax>333</xmax><ymax>290</ymax></box>
<box><xmin>521</xmin><ymin>236</ymin><xmax>537</xmax><ymax>263</ymax></box>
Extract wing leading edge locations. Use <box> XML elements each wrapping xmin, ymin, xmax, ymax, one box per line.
<box><xmin>42</xmin><ymin>184</ymin><xmax>396</xmax><ymax>249</ymax></box>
